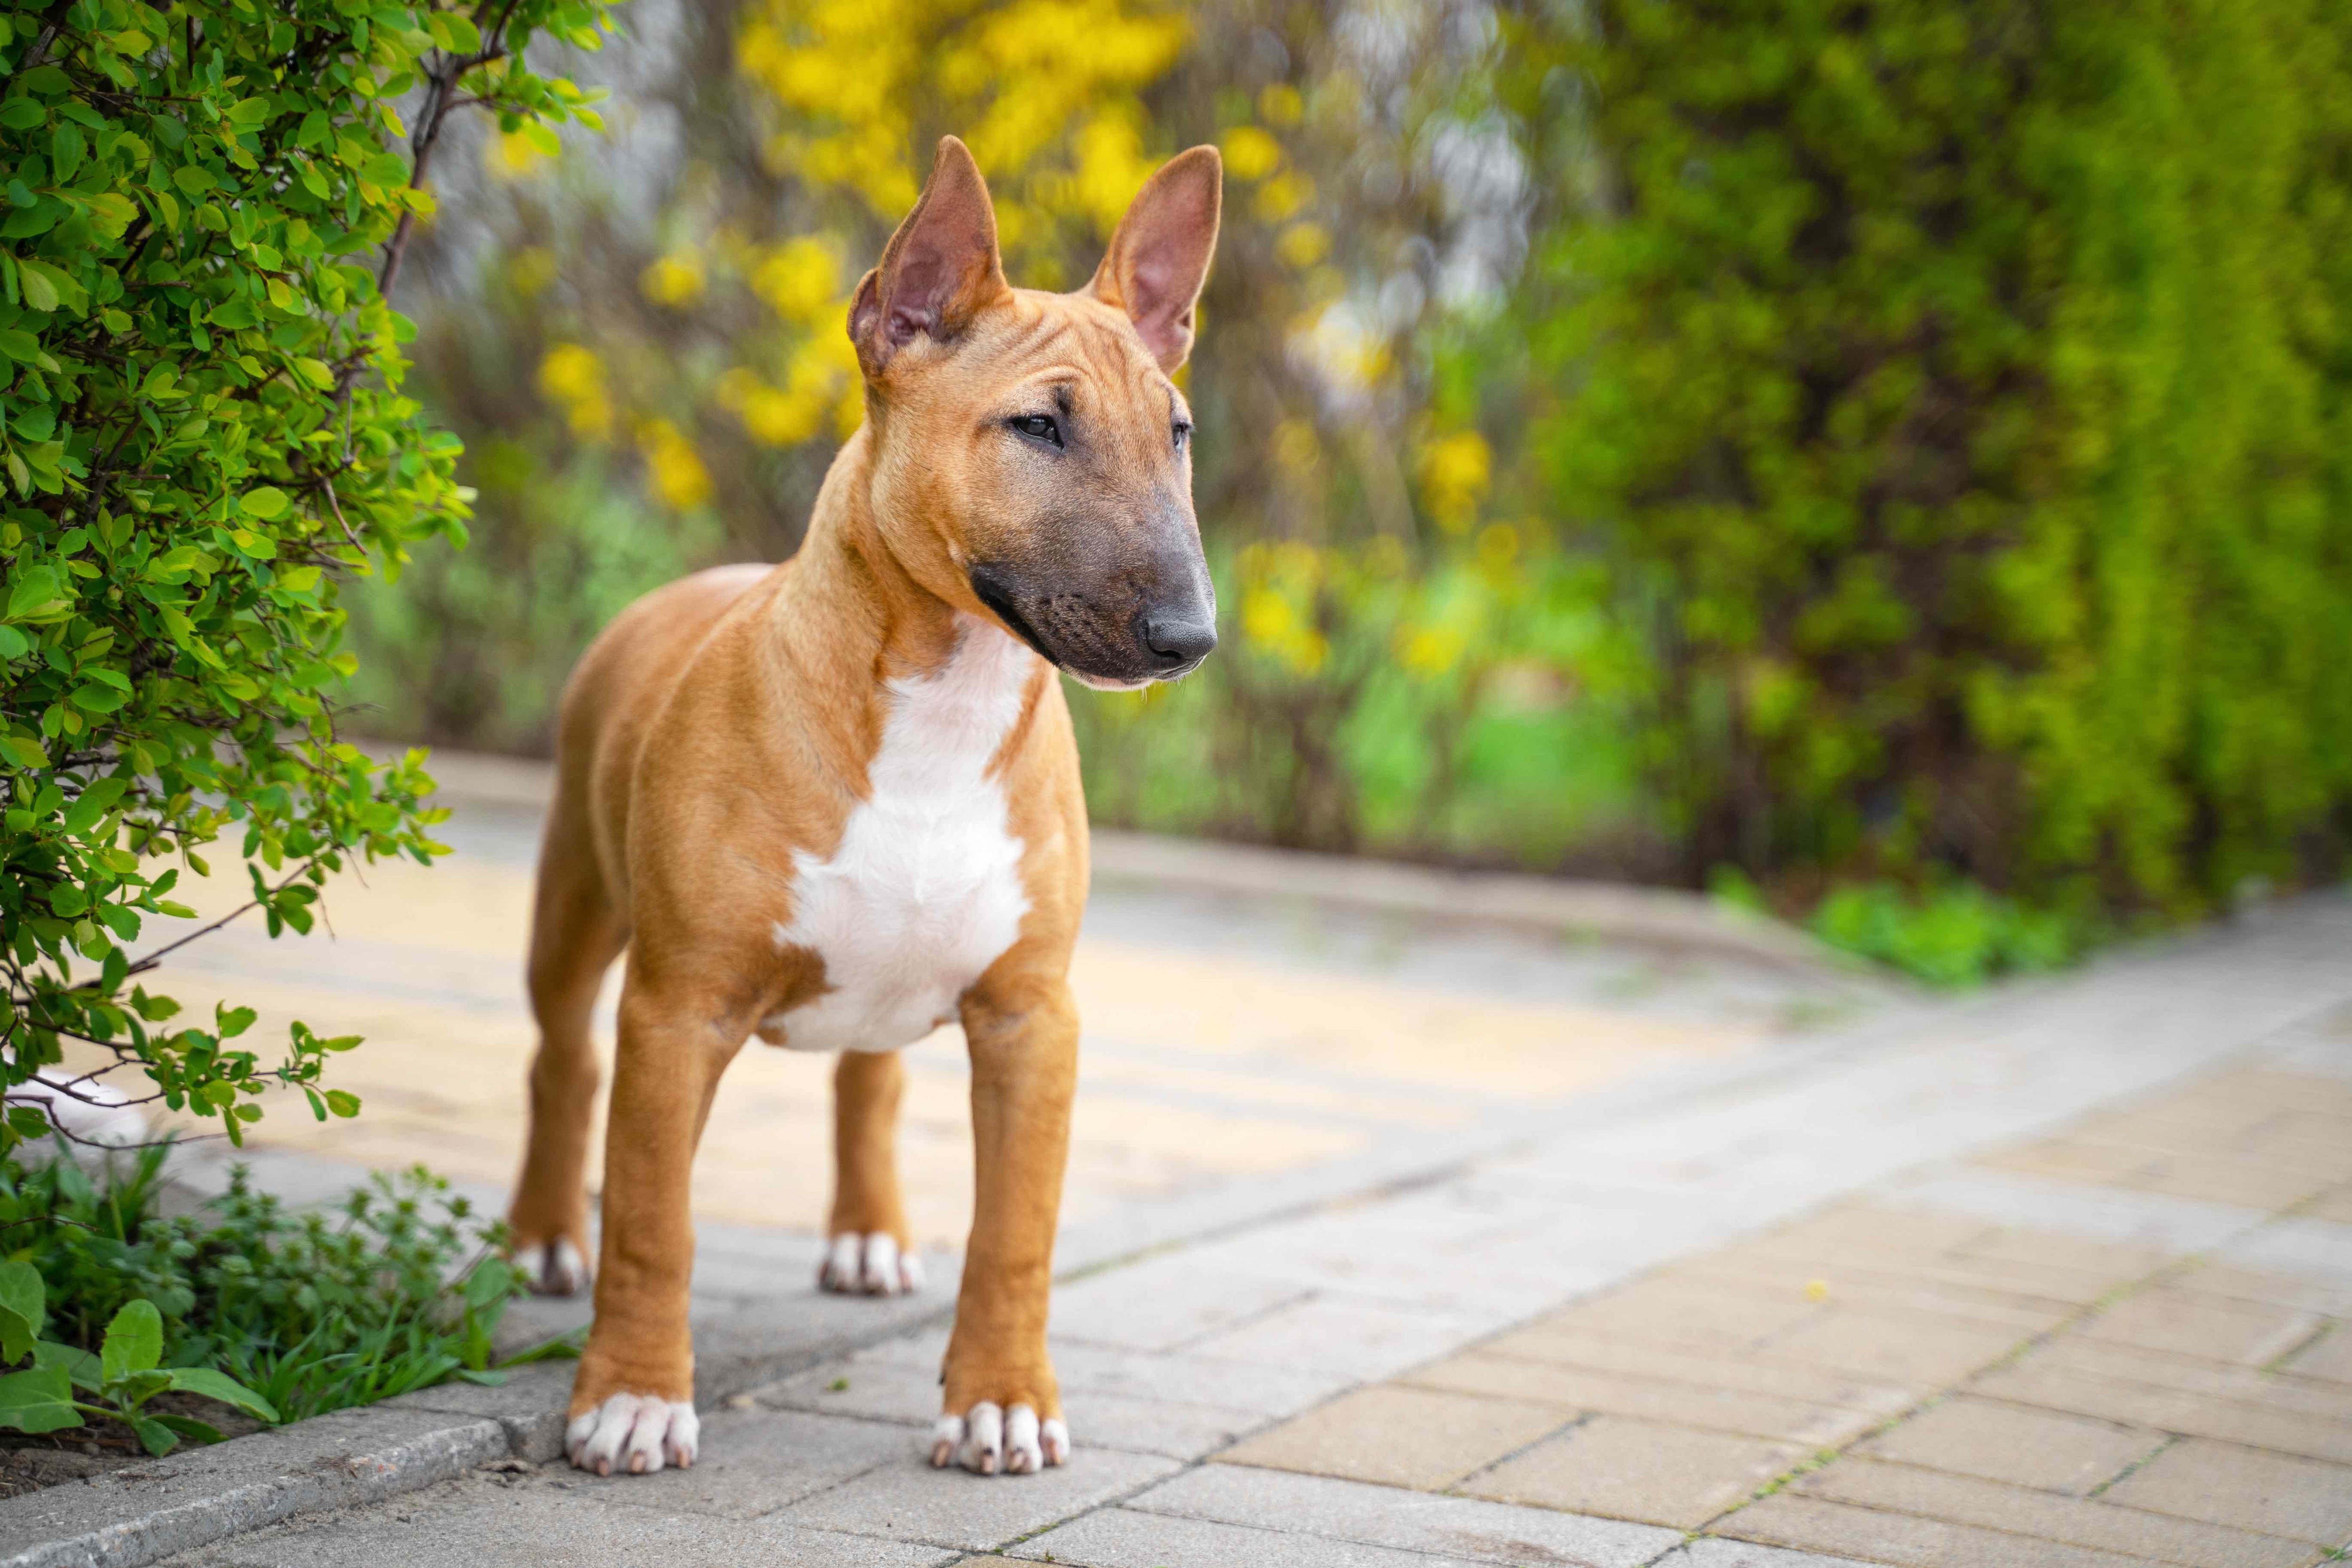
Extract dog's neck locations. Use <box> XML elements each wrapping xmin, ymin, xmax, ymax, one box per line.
<box><xmin>764</xmin><ymin>425</ymin><xmax>1044</xmax><ymax>763</ymax></box>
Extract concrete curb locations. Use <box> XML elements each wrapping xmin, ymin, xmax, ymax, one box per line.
<box><xmin>392</xmin><ymin>745</ymin><xmax>1842</xmax><ymax>974</ymax></box>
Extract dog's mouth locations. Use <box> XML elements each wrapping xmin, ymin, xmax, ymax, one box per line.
<box><xmin>967</xmin><ymin>562</ymin><xmax>1215</xmax><ymax>687</ymax></box>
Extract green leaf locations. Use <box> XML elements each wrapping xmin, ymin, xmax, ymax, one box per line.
<box><xmin>68</xmin><ymin>682</ymin><xmax>129</xmax><ymax>714</ymax></box>
<box><xmin>101</xmin><ymin>1299</ymin><xmax>163</xmax><ymax>1384</ymax></box>
<box><xmin>0</xmin><ymin>100</ymin><xmax>44</xmax><ymax>132</ymax></box>
<box><xmin>62</xmin><ymin>776</ymin><xmax>128</xmax><ymax>832</ymax></box>
<box><xmin>324</xmin><ymin>1089</ymin><xmax>361</xmax><ymax>1118</ymax></box>
<box><xmin>238</xmin><ymin>486</ymin><xmax>290</xmax><ymax>520</ymax></box>
<box><xmin>0</xmin><ymin>734</ymin><xmax>39</xmax><ymax>770</ymax></box>
<box><xmin>162</xmin><ymin>1367</ymin><xmax>279</xmax><ymax>1425</ymax></box>
<box><xmin>0</xmin><ymin>626</ymin><xmax>27</xmax><ymax>661</ymax></box>
<box><xmin>464</xmin><ymin>1255</ymin><xmax>514</xmax><ymax>1311</ymax></box>
<box><xmin>149</xmin><ymin>1413</ymin><xmax>226</xmax><ymax>1446</ymax></box>
<box><xmin>33</xmin><ymin>1341</ymin><xmax>103</xmax><ymax>1394</ymax></box>
<box><xmin>0</xmin><ymin>1362</ymin><xmax>78</xmax><ymax>1435</ymax></box>
<box><xmin>7</xmin><ymin>565</ymin><xmax>67</xmax><ymax>620</ymax></box>
<box><xmin>360</xmin><ymin>152</ymin><xmax>411</xmax><ymax>187</ymax></box>
<box><xmin>129</xmin><ymin>1415</ymin><xmax>179</xmax><ymax>1457</ymax></box>
<box><xmin>16</xmin><ymin>260</ymin><xmax>83</xmax><ymax>315</ymax></box>
<box><xmin>16</xmin><ymin>264</ymin><xmax>56</xmax><ymax>314</ymax></box>
<box><xmin>0</xmin><ymin>1261</ymin><xmax>43</xmax><ymax>1363</ymax></box>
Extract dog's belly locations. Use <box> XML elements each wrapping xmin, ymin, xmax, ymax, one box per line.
<box><xmin>760</xmin><ymin>617</ymin><xmax>1034</xmax><ymax>1053</ymax></box>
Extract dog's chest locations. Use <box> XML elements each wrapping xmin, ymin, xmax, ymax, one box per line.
<box><xmin>763</xmin><ymin>620</ymin><xmax>1033</xmax><ymax>1053</ymax></box>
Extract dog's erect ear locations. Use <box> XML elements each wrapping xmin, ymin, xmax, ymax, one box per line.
<box><xmin>849</xmin><ymin>136</ymin><xmax>1009</xmax><ymax>378</ymax></box>
<box><xmin>1086</xmin><ymin>146</ymin><xmax>1222</xmax><ymax>373</ymax></box>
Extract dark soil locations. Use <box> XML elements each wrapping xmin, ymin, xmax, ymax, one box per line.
<box><xmin>0</xmin><ymin>1394</ymin><xmax>269</xmax><ymax>1499</ymax></box>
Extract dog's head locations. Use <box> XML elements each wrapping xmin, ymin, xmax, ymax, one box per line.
<box><xmin>848</xmin><ymin>136</ymin><xmax>1221</xmax><ymax>688</ymax></box>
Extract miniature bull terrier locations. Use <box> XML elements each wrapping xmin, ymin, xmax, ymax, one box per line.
<box><xmin>503</xmin><ymin>135</ymin><xmax>1222</xmax><ymax>1479</ymax></box>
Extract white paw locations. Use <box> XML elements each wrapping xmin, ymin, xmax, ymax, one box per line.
<box><xmin>818</xmin><ymin>1233</ymin><xmax>924</xmax><ymax>1296</ymax></box>
<box><xmin>520</xmin><ymin>1237</ymin><xmax>590</xmax><ymax>1296</ymax></box>
<box><xmin>565</xmin><ymin>1393</ymin><xmax>699</xmax><ymax>1476</ymax></box>
<box><xmin>928</xmin><ymin>1402</ymin><xmax>1068</xmax><ymax>1475</ymax></box>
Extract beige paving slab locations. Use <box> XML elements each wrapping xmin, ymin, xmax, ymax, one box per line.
<box><xmin>1404</xmin><ymin>1353</ymin><xmax>1880</xmax><ymax>1448</ymax></box>
<box><xmin>1216</xmin><ymin>1385</ymin><xmax>1569</xmax><ymax>1491</ymax></box>
<box><xmin>1853</xmin><ymin>1395</ymin><xmax>2162</xmax><ymax>1496</ymax></box>
<box><xmin>1970</xmin><ymin>1361</ymin><xmax>2352</xmax><ymax>1465</ymax></box>
<box><xmin>1459</xmin><ymin>1415</ymin><xmax>1804</xmax><ymax>1529</ymax></box>
<box><xmin>1008</xmin><ymin>1506</ymin><xmax>1486</xmax><ymax>1568</ymax></box>
<box><xmin>1795</xmin><ymin>1457</ymin><xmax>2318</xmax><ymax>1568</ymax></box>
<box><xmin>2080</xmin><ymin>1287</ymin><xmax>2325</xmax><ymax>1368</ymax></box>
<box><xmin>1717</xmin><ymin>1494</ymin><xmax>2168</xmax><ymax>1568</ymax></box>
<box><xmin>2098</xmin><ymin>1436</ymin><xmax>2352</xmax><ymax>1543</ymax></box>
<box><xmin>2283</xmin><ymin>1325</ymin><xmax>2352</xmax><ymax>1386</ymax></box>
<box><xmin>1541</xmin><ymin>1280</ymin><xmax>1829</xmax><ymax>1356</ymax></box>
<box><xmin>1754</xmin><ymin>1304</ymin><xmax>2023</xmax><ymax>1385</ymax></box>
<box><xmin>2003</xmin><ymin>1335</ymin><xmax>2352</xmax><ymax>1424</ymax></box>
<box><xmin>1473</xmin><ymin>1325</ymin><xmax>1924</xmax><ymax>1417</ymax></box>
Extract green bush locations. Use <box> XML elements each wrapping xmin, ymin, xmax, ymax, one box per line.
<box><xmin>1508</xmin><ymin>0</ymin><xmax>2352</xmax><ymax>916</ymax></box>
<box><xmin>0</xmin><ymin>1148</ymin><xmax>543</xmax><ymax>1447</ymax></box>
<box><xmin>0</xmin><ymin>0</ymin><xmax>609</xmax><ymax>1154</ymax></box>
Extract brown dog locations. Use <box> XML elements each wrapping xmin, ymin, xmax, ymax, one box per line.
<box><xmin>504</xmin><ymin>136</ymin><xmax>1222</xmax><ymax>1480</ymax></box>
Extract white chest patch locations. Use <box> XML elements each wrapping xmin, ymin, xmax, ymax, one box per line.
<box><xmin>763</xmin><ymin>617</ymin><xmax>1034</xmax><ymax>1053</ymax></box>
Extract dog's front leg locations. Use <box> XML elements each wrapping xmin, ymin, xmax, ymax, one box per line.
<box><xmin>934</xmin><ymin>971</ymin><xmax>1078</xmax><ymax>1475</ymax></box>
<box><xmin>565</xmin><ymin>978</ymin><xmax>739</xmax><ymax>1476</ymax></box>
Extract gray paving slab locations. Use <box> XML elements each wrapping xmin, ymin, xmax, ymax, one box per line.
<box><xmin>777</xmin><ymin>1446</ymin><xmax>1181</xmax><ymax>1551</ymax></box>
<box><xmin>384</xmin><ymin>1362</ymin><xmax>575</xmax><ymax>1463</ymax></box>
<box><xmin>1892</xmin><ymin>1169</ymin><xmax>2270</xmax><ymax>1254</ymax></box>
<box><xmin>550</xmin><ymin>1407</ymin><xmax>916</xmax><ymax>1520</ymax></box>
<box><xmin>1660</xmin><ymin>1541</ymin><xmax>1883</xmax><ymax>1568</ymax></box>
<box><xmin>1008</xmin><ymin>1506</ymin><xmax>1492</xmax><ymax>1567</ymax></box>
<box><xmin>157</xmin><ymin>1476</ymin><xmax>954</xmax><ymax>1567</ymax></box>
<box><xmin>0</xmin><ymin>1407</ymin><xmax>507</xmax><ymax>1568</ymax></box>
<box><xmin>1127</xmin><ymin>1465</ymin><xmax>1680</xmax><ymax>1567</ymax></box>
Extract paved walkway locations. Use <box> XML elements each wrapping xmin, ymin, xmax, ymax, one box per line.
<box><xmin>138</xmin><ymin>872</ymin><xmax>2352</xmax><ymax>1567</ymax></box>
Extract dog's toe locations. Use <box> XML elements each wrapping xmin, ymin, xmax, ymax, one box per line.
<box><xmin>522</xmin><ymin>1237</ymin><xmax>590</xmax><ymax>1297</ymax></box>
<box><xmin>929</xmin><ymin>1401</ymin><xmax>1065</xmax><ymax>1474</ymax></box>
<box><xmin>566</xmin><ymin>1393</ymin><xmax>698</xmax><ymax>1476</ymax></box>
<box><xmin>818</xmin><ymin>1233</ymin><xmax>923</xmax><ymax>1296</ymax></box>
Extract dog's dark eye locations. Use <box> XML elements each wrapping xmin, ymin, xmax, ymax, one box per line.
<box><xmin>1173</xmin><ymin>421</ymin><xmax>1192</xmax><ymax>453</ymax></box>
<box><xmin>1010</xmin><ymin>414</ymin><xmax>1063</xmax><ymax>448</ymax></box>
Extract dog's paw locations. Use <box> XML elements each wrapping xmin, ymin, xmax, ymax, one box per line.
<box><xmin>517</xmin><ymin>1236</ymin><xmax>590</xmax><ymax>1296</ymax></box>
<box><xmin>565</xmin><ymin>1392</ymin><xmax>698</xmax><ymax>1476</ymax></box>
<box><xmin>818</xmin><ymin>1232</ymin><xmax>923</xmax><ymax>1296</ymax></box>
<box><xmin>929</xmin><ymin>1401</ymin><xmax>1068</xmax><ymax>1475</ymax></box>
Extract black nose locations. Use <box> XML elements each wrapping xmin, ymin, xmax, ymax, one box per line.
<box><xmin>1141</xmin><ymin>615</ymin><xmax>1217</xmax><ymax>670</ymax></box>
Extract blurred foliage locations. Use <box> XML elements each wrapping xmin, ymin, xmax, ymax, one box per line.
<box><xmin>354</xmin><ymin>0</ymin><xmax>2352</xmax><ymax>967</ymax></box>
<box><xmin>0</xmin><ymin>0</ymin><xmax>609</xmax><ymax>1153</ymax></box>
<box><xmin>1502</xmin><ymin>0</ymin><xmax>2352</xmax><ymax>921</ymax></box>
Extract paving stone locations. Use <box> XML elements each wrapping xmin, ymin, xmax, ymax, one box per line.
<box><xmin>1717</xmin><ymin>1493</ymin><xmax>2161</xmax><ymax>1568</ymax></box>
<box><xmin>1904</xmin><ymin>1171</ymin><xmax>2260</xmax><ymax>1256</ymax></box>
<box><xmin>1856</xmin><ymin>1395</ymin><xmax>2162</xmax><ymax>1496</ymax></box>
<box><xmin>2223</xmin><ymin>1219</ymin><xmax>2352</xmax><ymax>1291</ymax></box>
<box><xmin>1048</xmin><ymin>1256</ymin><xmax>1311</xmax><ymax>1352</ymax></box>
<box><xmin>1795</xmin><ymin>1456</ymin><xmax>2317</xmax><ymax>1568</ymax></box>
<box><xmin>1127</xmin><ymin>1466</ymin><xmax>1679</xmax><ymax>1567</ymax></box>
<box><xmin>1969</xmin><ymin>1360</ymin><xmax>2352</xmax><ymax>1464</ymax></box>
<box><xmin>1544</xmin><ymin>1281</ymin><xmax>1827</xmax><ymax>1355</ymax></box>
<box><xmin>1405</xmin><ymin>1352</ymin><xmax>1878</xmax><ymax>1448</ymax></box>
<box><xmin>164</xmin><ymin>1477</ymin><xmax>955</xmax><ymax>1567</ymax></box>
<box><xmin>2099</xmin><ymin>1436</ymin><xmax>2352</xmax><ymax>1543</ymax></box>
<box><xmin>2283</xmin><ymin>1324</ymin><xmax>2352</xmax><ymax>1385</ymax></box>
<box><xmin>1770</xmin><ymin>1205</ymin><xmax>2001</xmax><ymax>1261</ymax></box>
<box><xmin>1979</xmin><ymin>1140</ymin><xmax>2158</xmax><ymax>1188</ymax></box>
<box><xmin>755</xmin><ymin>1355</ymin><xmax>1260</xmax><ymax>1461</ymax></box>
<box><xmin>1755</xmin><ymin>1304</ymin><xmax>2022</xmax><ymax>1384</ymax></box>
<box><xmin>1007</xmin><ymin>1506</ymin><xmax>1485</xmax><ymax>1567</ymax></box>
<box><xmin>2003</xmin><ymin>1334</ymin><xmax>2352</xmax><ymax>1423</ymax></box>
<box><xmin>778</xmin><ymin>1445</ymin><xmax>1181</xmax><ymax>1551</ymax></box>
<box><xmin>840</xmin><ymin>1327</ymin><xmax>1357</xmax><ymax>1417</ymax></box>
<box><xmin>2082</xmin><ymin>1287</ymin><xmax>2323</xmax><ymax>1367</ymax></box>
<box><xmin>1458</xmin><ymin>1415</ymin><xmax>1804</xmax><ymax>1529</ymax></box>
<box><xmin>560</xmin><ymin>1407</ymin><xmax>915</xmax><ymax>1520</ymax></box>
<box><xmin>2301</xmin><ymin>1188</ymin><xmax>2352</xmax><ymax>1226</ymax></box>
<box><xmin>2122</xmin><ymin>1156</ymin><xmax>2334</xmax><ymax>1213</ymax></box>
<box><xmin>1216</xmin><ymin>1385</ymin><xmax>1568</xmax><ymax>1491</ymax></box>
<box><xmin>1660</xmin><ymin>1254</ymin><xmax>2075</xmax><ymax>1334</ymax></box>
<box><xmin>1184</xmin><ymin>1297</ymin><xmax>1486</xmax><ymax>1381</ymax></box>
<box><xmin>1474</xmin><ymin>1325</ymin><xmax>1923</xmax><ymax>1417</ymax></box>
<box><xmin>2180</xmin><ymin>1263</ymin><xmax>2352</xmax><ymax>1316</ymax></box>
<box><xmin>1657</xmin><ymin>1541</ymin><xmax>1883</xmax><ymax>1568</ymax></box>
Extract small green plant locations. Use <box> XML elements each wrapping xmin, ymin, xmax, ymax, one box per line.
<box><xmin>0</xmin><ymin>1275</ymin><xmax>276</xmax><ymax>1456</ymax></box>
<box><xmin>0</xmin><ymin>1148</ymin><xmax>564</xmax><ymax>1437</ymax></box>
<box><xmin>1809</xmin><ymin>881</ymin><xmax>2078</xmax><ymax>989</ymax></box>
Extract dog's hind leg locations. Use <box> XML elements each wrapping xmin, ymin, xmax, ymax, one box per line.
<box><xmin>818</xmin><ymin>1049</ymin><xmax>923</xmax><ymax>1295</ymax></box>
<box><xmin>509</xmin><ymin>812</ymin><xmax>624</xmax><ymax>1298</ymax></box>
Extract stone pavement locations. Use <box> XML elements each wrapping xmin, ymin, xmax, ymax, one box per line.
<box><xmin>138</xmin><ymin>891</ymin><xmax>2352</xmax><ymax>1568</ymax></box>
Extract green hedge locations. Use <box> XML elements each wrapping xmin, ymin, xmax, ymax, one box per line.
<box><xmin>0</xmin><ymin>0</ymin><xmax>605</xmax><ymax>1154</ymax></box>
<box><xmin>1511</xmin><ymin>0</ymin><xmax>2352</xmax><ymax>918</ymax></box>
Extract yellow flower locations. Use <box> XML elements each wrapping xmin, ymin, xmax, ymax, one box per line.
<box><xmin>1275</xmin><ymin>222</ymin><xmax>1330</xmax><ymax>270</ymax></box>
<box><xmin>640</xmin><ymin>250</ymin><xmax>706</xmax><ymax>308</ymax></box>
<box><xmin>636</xmin><ymin>419</ymin><xmax>713</xmax><ymax>511</ymax></box>
<box><xmin>485</xmin><ymin>125</ymin><xmax>556</xmax><ymax>180</ymax></box>
<box><xmin>1258</xmin><ymin>83</ymin><xmax>1303</xmax><ymax>127</ymax></box>
<box><xmin>751</xmin><ymin>238</ymin><xmax>840</xmax><ymax>323</ymax></box>
<box><xmin>1417</xmin><ymin>430</ymin><xmax>1492</xmax><ymax>533</ymax></box>
<box><xmin>538</xmin><ymin>344</ymin><xmax>614</xmax><ymax>442</ymax></box>
<box><xmin>1254</xmin><ymin>170</ymin><xmax>1313</xmax><ymax>223</ymax></box>
<box><xmin>1398</xmin><ymin>623</ymin><xmax>1465</xmax><ymax>678</ymax></box>
<box><xmin>1219</xmin><ymin>125</ymin><xmax>1283</xmax><ymax>182</ymax></box>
